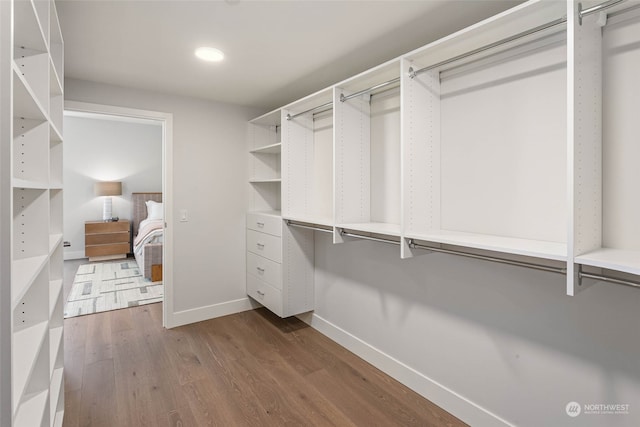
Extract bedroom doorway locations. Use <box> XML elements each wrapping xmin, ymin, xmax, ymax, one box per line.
<box><xmin>62</xmin><ymin>101</ymin><xmax>173</xmax><ymax>327</ymax></box>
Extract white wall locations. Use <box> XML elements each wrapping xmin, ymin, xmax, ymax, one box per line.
<box><xmin>63</xmin><ymin>115</ymin><xmax>162</xmax><ymax>259</ymax></box>
<box><xmin>306</xmin><ymin>234</ymin><xmax>640</xmax><ymax>427</ymax></box>
<box><xmin>65</xmin><ymin>78</ymin><xmax>261</xmax><ymax>324</ymax></box>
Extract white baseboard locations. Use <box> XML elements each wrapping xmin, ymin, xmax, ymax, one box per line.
<box><xmin>166</xmin><ymin>297</ymin><xmax>255</xmax><ymax>328</ymax></box>
<box><xmin>64</xmin><ymin>250</ymin><xmax>86</xmax><ymax>261</ymax></box>
<box><xmin>297</xmin><ymin>312</ymin><xmax>512</xmax><ymax>427</ymax></box>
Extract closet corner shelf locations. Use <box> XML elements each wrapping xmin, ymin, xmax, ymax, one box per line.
<box><xmin>249</xmin><ymin>142</ymin><xmax>281</xmax><ymax>154</ymax></box>
<box><xmin>575</xmin><ymin>248</ymin><xmax>640</xmax><ymax>276</ymax></box>
<box><xmin>12</xmin><ymin>255</ymin><xmax>48</xmax><ymax>309</ymax></box>
<box><xmin>405</xmin><ymin>230</ymin><xmax>567</xmax><ymax>261</ymax></box>
<box><xmin>249</xmin><ymin>178</ymin><xmax>281</xmax><ymax>184</ymax></box>
<box><xmin>337</xmin><ymin>222</ymin><xmax>401</xmax><ymax>237</ymax></box>
<box><xmin>284</xmin><ymin>214</ymin><xmax>334</xmax><ymax>228</ymax></box>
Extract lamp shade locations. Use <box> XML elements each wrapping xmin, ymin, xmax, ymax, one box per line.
<box><xmin>94</xmin><ymin>181</ymin><xmax>122</xmax><ymax>197</ymax></box>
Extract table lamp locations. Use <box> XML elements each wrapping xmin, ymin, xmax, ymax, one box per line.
<box><xmin>94</xmin><ymin>181</ymin><xmax>122</xmax><ymax>221</ymax></box>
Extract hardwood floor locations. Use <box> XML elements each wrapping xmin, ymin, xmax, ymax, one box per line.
<box><xmin>63</xmin><ymin>260</ymin><xmax>466</xmax><ymax>427</ymax></box>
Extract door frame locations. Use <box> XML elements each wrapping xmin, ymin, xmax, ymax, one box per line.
<box><xmin>64</xmin><ymin>100</ymin><xmax>174</xmax><ymax>327</ymax></box>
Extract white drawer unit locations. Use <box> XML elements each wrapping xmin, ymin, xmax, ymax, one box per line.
<box><xmin>247</xmin><ymin>212</ymin><xmax>282</xmax><ymax>237</ymax></box>
<box><xmin>247</xmin><ymin>251</ymin><xmax>282</xmax><ymax>290</ymax></box>
<box><xmin>247</xmin><ymin>229</ymin><xmax>282</xmax><ymax>263</ymax></box>
<box><xmin>244</xmin><ymin>209</ymin><xmax>314</xmax><ymax>317</ymax></box>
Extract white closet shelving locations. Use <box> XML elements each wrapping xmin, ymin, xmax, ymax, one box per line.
<box><xmin>282</xmin><ymin>88</ymin><xmax>334</xmax><ymax>227</ymax></box>
<box><xmin>247</xmin><ymin>0</ymin><xmax>640</xmax><ymax>297</ymax></box>
<box><xmin>247</xmin><ymin>109</ymin><xmax>315</xmax><ymax>318</ymax></box>
<box><xmin>2</xmin><ymin>0</ymin><xmax>65</xmax><ymax>425</ymax></box>
<box><xmin>334</xmin><ymin>61</ymin><xmax>401</xmax><ymax>240</ymax></box>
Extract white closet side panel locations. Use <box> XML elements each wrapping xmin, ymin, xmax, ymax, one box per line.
<box><xmin>370</xmin><ymin>88</ymin><xmax>400</xmax><ymax>225</ymax></box>
<box><xmin>282</xmin><ymin>109</ymin><xmax>313</xmax><ymax>218</ymax></box>
<box><xmin>602</xmin><ymin>15</ymin><xmax>640</xmax><ymax>251</ymax></box>
<box><xmin>334</xmin><ymin>90</ymin><xmax>371</xmax><ymax>226</ymax></box>
<box><xmin>312</xmin><ymin>112</ymin><xmax>333</xmax><ymax>222</ymax></box>
<box><xmin>401</xmin><ymin>60</ymin><xmax>441</xmax><ymax>258</ymax></box>
<box><xmin>282</xmin><ymin>225</ymin><xmax>314</xmax><ymax>317</ymax></box>
<box><xmin>568</xmin><ymin>2</ymin><xmax>603</xmax><ymax>295</ymax></box>
<box><xmin>439</xmin><ymin>39</ymin><xmax>567</xmax><ymax>243</ymax></box>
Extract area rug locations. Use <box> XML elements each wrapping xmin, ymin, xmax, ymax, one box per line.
<box><xmin>64</xmin><ymin>260</ymin><xmax>163</xmax><ymax>318</ymax></box>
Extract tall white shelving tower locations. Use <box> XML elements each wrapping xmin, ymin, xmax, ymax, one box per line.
<box><xmin>1</xmin><ymin>0</ymin><xmax>65</xmax><ymax>426</ymax></box>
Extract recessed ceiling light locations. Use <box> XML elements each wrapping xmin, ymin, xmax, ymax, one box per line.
<box><xmin>195</xmin><ymin>47</ymin><xmax>224</xmax><ymax>62</ymax></box>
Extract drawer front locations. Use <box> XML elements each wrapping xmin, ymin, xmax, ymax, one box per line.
<box><xmin>85</xmin><ymin>221</ymin><xmax>129</xmax><ymax>234</ymax></box>
<box><xmin>247</xmin><ymin>274</ymin><xmax>283</xmax><ymax>317</ymax></box>
<box><xmin>85</xmin><ymin>243</ymin><xmax>130</xmax><ymax>257</ymax></box>
<box><xmin>246</xmin><ymin>213</ymin><xmax>281</xmax><ymax>237</ymax></box>
<box><xmin>247</xmin><ymin>252</ymin><xmax>282</xmax><ymax>290</ymax></box>
<box><xmin>85</xmin><ymin>231</ymin><xmax>130</xmax><ymax>245</ymax></box>
<box><xmin>247</xmin><ymin>229</ymin><xmax>282</xmax><ymax>263</ymax></box>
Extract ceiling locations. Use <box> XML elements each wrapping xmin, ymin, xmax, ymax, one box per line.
<box><xmin>57</xmin><ymin>0</ymin><xmax>522</xmax><ymax>111</ymax></box>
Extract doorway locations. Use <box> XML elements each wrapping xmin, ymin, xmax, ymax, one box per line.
<box><xmin>62</xmin><ymin>101</ymin><xmax>173</xmax><ymax>327</ymax></box>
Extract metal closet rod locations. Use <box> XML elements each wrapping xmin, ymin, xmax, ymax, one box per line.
<box><xmin>340</xmin><ymin>77</ymin><xmax>400</xmax><ymax>103</ymax></box>
<box><xmin>408</xmin><ymin>239</ymin><xmax>567</xmax><ymax>274</ymax></box>
<box><xmin>579</xmin><ymin>270</ymin><xmax>640</xmax><ymax>289</ymax></box>
<box><xmin>339</xmin><ymin>229</ymin><xmax>400</xmax><ymax>246</ymax></box>
<box><xmin>286</xmin><ymin>101</ymin><xmax>333</xmax><ymax>121</ymax></box>
<box><xmin>286</xmin><ymin>220</ymin><xmax>333</xmax><ymax>234</ymax></box>
<box><xmin>409</xmin><ymin>16</ymin><xmax>567</xmax><ymax>79</ymax></box>
<box><xmin>579</xmin><ymin>0</ymin><xmax>626</xmax><ymax>23</ymax></box>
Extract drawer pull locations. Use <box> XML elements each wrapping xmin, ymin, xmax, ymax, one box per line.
<box><xmin>256</xmin><ymin>222</ymin><xmax>265</xmax><ymax>227</ymax></box>
<box><xmin>256</xmin><ymin>243</ymin><xmax>265</xmax><ymax>248</ymax></box>
<box><xmin>256</xmin><ymin>290</ymin><xmax>265</xmax><ymax>296</ymax></box>
<box><xmin>256</xmin><ymin>267</ymin><xmax>265</xmax><ymax>273</ymax></box>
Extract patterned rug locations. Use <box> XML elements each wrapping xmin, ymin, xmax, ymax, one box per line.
<box><xmin>64</xmin><ymin>260</ymin><xmax>163</xmax><ymax>318</ymax></box>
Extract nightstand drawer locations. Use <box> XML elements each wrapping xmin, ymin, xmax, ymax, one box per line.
<box><xmin>247</xmin><ymin>274</ymin><xmax>283</xmax><ymax>317</ymax></box>
<box><xmin>247</xmin><ymin>212</ymin><xmax>282</xmax><ymax>237</ymax></box>
<box><xmin>247</xmin><ymin>251</ymin><xmax>282</xmax><ymax>289</ymax></box>
<box><xmin>85</xmin><ymin>243</ymin><xmax>130</xmax><ymax>258</ymax></box>
<box><xmin>85</xmin><ymin>221</ymin><xmax>129</xmax><ymax>234</ymax></box>
<box><xmin>85</xmin><ymin>231</ymin><xmax>130</xmax><ymax>245</ymax></box>
<box><xmin>247</xmin><ymin>229</ymin><xmax>282</xmax><ymax>263</ymax></box>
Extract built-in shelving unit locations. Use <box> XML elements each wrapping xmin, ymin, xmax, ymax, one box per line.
<box><xmin>2</xmin><ymin>0</ymin><xmax>64</xmax><ymax>425</ymax></box>
<box><xmin>248</xmin><ymin>0</ymin><xmax>640</xmax><ymax>298</ymax></box>
<box><xmin>248</xmin><ymin>109</ymin><xmax>281</xmax><ymax>214</ymax></box>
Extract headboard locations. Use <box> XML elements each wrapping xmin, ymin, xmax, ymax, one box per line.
<box><xmin>131</xmin><ymin>192</ymin><xmax>162</xmax><ymax>237</ymax></box>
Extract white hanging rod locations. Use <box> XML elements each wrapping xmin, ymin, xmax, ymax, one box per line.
<box><xmin>409</xmin><ymin>16</ymin><xmax>567</xmax><ymax>79</ymax></box>
<box><xmin>339</xmin><ymin>229</ymin><xmax>400</xmax><ymax>246</ymax></box>
<box><xmin>407</xmin><ymin>239</ymin><xmax>567</xmax><ymax>274</ymax></box>
<box><xmin>579</xmin><ymin>0</ymin><xmax>626</xmax><ymax>24</ymax></box>
<box><xmin>286</xmin><ymin>220</ymin><xmax>333</xmax><ymax>233</ymax></box>
<box><xmin>340</xmin><ymin>77</ymin><xmax>400</xmax><ymax>103</ymax></box>
<box><xmin>579</xmin><ymin>270</ymin><xmax>640</xmax><ymax>289</ymax></box>
<box><xmin>286</xmin><ymin>101</ymin><xmax>333</xmax><ymax>121</ymax></box>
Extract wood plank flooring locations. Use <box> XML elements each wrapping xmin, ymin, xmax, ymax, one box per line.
<box><xmin>63</xmin><ymin>260</ymin><xmax>466</xmax><ymax>427</ymax></box>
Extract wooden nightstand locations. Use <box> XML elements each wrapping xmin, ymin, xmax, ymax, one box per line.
<box><xmin>85</xmin><ymin>220</ymin><xmax>131</xmax><ymax>261</ymax></box>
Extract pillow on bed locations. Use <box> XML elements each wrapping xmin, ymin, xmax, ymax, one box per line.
<box><xmin>145</xmin><ymin>200</ymin><xmax>163</xmax><ymax>220</ymax></box>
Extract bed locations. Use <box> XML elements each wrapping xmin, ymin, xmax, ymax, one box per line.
<box><xmin>131</xmin><ymin>192</ymin><xmax>163</xmax><ymax>280</ymax></box>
